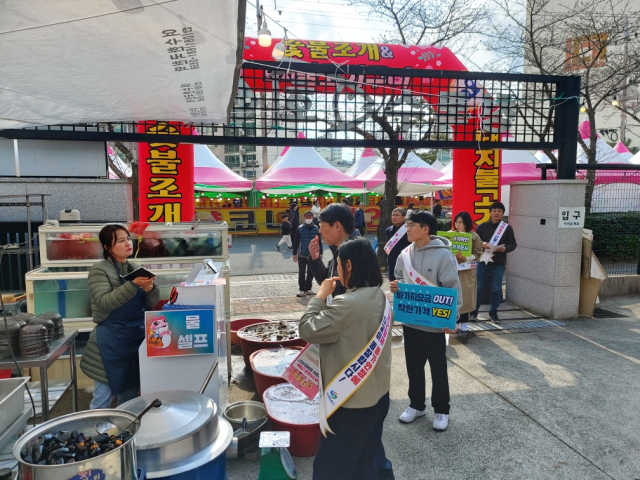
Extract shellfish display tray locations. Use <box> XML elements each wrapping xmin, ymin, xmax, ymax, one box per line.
<box><xmin>238</xmin><ymin>321</ymin><xmax>300</xmax><ymax>342</ymax></box>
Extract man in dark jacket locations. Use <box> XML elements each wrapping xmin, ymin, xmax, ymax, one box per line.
<box><xmin>308</xmin><ymin>203</ymin><xmax>360</xmax><ymax>297</ymax></box>
<box><xmin>293</xmin><ymin>211</ymin><xmax>323</xmax><ymax>297</ymax></box>
<box><xmin>432</xmin><ymin>200</ymin><xmax>442</xmax><ymax>218</ymax></box>
<box><xmin>385</xmin><ymin>207</ymin><xmax>410</xmax><ymax>281</ymax></box>
<box><xmin>470</xmin><ymin>202</ymin><xmax>517</xmax><ymax>323</ymax></box>
<box><xmin>288</xmin><ymin>203</ymin><xmax>299</xmax><ymax>244</ymax></box>
<box><xmin>354</xmin><ymin>204</ymin><xmax>366</xmax><ymax>235</ymax></box>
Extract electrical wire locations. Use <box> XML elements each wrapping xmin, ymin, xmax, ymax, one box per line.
<box><xmin>0</xmin><ymin>235</ymin><xmax>41</xmax><ymax>429</ymax></box>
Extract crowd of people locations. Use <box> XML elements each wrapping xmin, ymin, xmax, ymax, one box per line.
<box><xmin>296</xmin><ymin>201</ymin><xmax>516</xmax><ymax>480</ymax></box>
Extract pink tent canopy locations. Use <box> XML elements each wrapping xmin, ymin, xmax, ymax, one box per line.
<box><xmin>614</xmin><ymin>141</ymin><xmax>634</xmax><ymax>161</ymax></box>
<box><xmin>435</xmin><ymin>150</ymin><xmax>542</xmax><ymax>185</ymax></box>
<box><xmin>357</xmin><ymin>151</ymin><xmax>444</xmax><ymax>184</ymax></box>
<box><xmin>194</xmin><ymin>144</ymin><xmax>253</xmax><ymax>192</ymax></box>
<box><xmin>356</xmin><ymin>151</ymin><xmax>449</xmax><ymax>195</ymax></box>
<box><xmin>577</xmin><ymin>121</ymin><xmax>630</xmax><ymax>164</ymax></box>
<box><xmin>255</xmin><ymin>134</ymin><xmax>365</xmax><ymax>194</ymax></box>
<box><xmin>345</xmin><ymin>148</ymin><xmax>379</xmax><ymax>177</ymax></box>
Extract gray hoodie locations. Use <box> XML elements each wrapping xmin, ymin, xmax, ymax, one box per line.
<box><xmin>394</xmin><ymin>235</ymin><xmax>463</xmax><ymax>332</ymax></box>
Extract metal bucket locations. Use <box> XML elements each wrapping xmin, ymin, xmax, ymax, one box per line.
<box><xmin>13</xmin><ymin>409</ymin><xmax>140</xmax><ymax>480</ymax></box>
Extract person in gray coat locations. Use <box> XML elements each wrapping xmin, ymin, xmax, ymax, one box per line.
<box><xmin>390</xmin><ymin>211</ymin><xmax>463</xmax><ymax>433</ymax></box>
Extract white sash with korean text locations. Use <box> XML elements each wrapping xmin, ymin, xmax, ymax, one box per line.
<box><xmin>317</xmin><ymin>297</ymin><xmax>392</xmax><ymax>437</ymax></box>
<box><xmin>401</xmin><ymin>246</ymin><xmax>436</xmax><ymax>287</ymax></box>
<box><xmin>384</xmin><ymin>225</ymin><xmax>407</xmax><ymax>255</ymax></box>
<box><xmin>480</xmin><ymin>221</ymin><xmax>507</xmax><ymax>264</ymax></box>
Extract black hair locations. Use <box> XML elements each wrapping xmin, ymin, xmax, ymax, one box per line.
<box><xmin>408</xmin><ymin>211</ymin><xmax>438</xmax><ymax>235</ymax></box>
<box><xmin>453</xmin><ymin>211</ymin><xmax>474</xmax><ymax>233</ymax></box>
<box><xmin>99</xmin><ymin>224</ymin><xmax>131</xmax><ymax>260</ymax></box>
<box><xmin>490</xmin><ymin>202</ymin><xmax>506</xmax><ymax>212</ymax></box>
<box><xmin>303</xmin><ymin>210</ymin><xmax>313</xmax><ymax>217</ymax></box>
<box><xmin>337</xmin><ymin>238</ymin><xmax>383</xmax><ymax>289</ymax></box>
<box><xmin>392</xmin><ymin>207</ymin><xmax>407</xmax><ymax>216</ymax></box>
<box><xmin>435</xmin><ymin>199</ymin><xmax>440</xmax><ymax>203</ymax></box>
<box><xmin>407</xmin><ymin>202</ymin><xmax>415</xmax><ymax>209</ymax></box>
<box><xmin>319</xmin><ymin>203</ymin><xmax>355</xmax><ymax>234</ymax></box>
<box><xmin>282</xmin><ymin>213</ymin><xmax>288</xmax><ymax>218</ymax></box>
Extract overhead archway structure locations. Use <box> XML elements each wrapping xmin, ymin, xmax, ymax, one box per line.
<box><xmin>0</xmin><ymin>38</ymin><xmax>580</xmax><ymax>224</ymax></box>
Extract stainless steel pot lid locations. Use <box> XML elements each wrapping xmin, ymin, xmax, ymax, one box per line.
<box><xmin>119</xmin><ymin>391</ymin><xmax>217</xmax><ymax>450</ymax></box>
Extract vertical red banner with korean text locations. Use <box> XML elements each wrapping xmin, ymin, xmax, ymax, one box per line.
<box><xmin>138</xmin><ymin>122</ymin><xmax>195</xmax><ymax>222</ymax></box>
<box><xmin>452</xmin><ymin>131</ymin><xmax>501</xmax><ymax>226</ymax></box>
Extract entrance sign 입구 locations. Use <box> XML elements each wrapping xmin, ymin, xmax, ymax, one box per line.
<box><xmin>393</xmin><ymin>283</ymin><xmax>458</xmax><ymax>330</ymax></box>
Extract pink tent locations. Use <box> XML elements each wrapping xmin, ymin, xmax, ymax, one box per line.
<box><xmin>577</xmin><ymin>121</ymin><xmax>630</xmax><ymax>164</ymax></box>
<box><xmin>193</xmin><ymin>144</ymin><xmax>253</xmax><ymax>192</ymax></box>
<box><xmin>614</xmin><ymin>142</ymin><xmax>634</xmax><ymax>161</ymax></box>
<box><xmin>357</xmin><ymin>151</ymin><xmax>446</xmax><ymax>195</ymax></box>
<box><xmin>345</xmin><ymin>148</ymin><xmax>379</xmax><ymax>177</ymax></box>
<box><xmin>255</xmin><ymin>133</ymin><xmax>365</xmax><ymax>194</ymax></box>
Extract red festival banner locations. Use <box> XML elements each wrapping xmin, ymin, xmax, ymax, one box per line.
<box><xmin>242</xmin><ymin>38</ymin><xmax>500</xmax><ymax>225</ymax></box>
<box><xmin>453</xmin><ymin>131</ymin><xmax>502</xmax><ymax>226</ymax></box>
<box><xmin>137</xmin><ymin>122</ymin><xmax>195</xmax><ymax>222</ymax></box>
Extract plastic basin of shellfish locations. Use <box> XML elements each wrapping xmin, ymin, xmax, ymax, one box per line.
<box><xmin>230</xmin><ymin>318</ymin><xmax>269</xmax><ymax>346</ymax></box>
<box><xmin>237</xmin><ymin>321</ymin><xmax>308</xmax><ymax>368</ymax></box>
<box><xmin>263</xmin><ymin>383</ymin><xmax>321</xmax><ymax>457</ymax></box>
<box><xmin>250</xmin><ymin>347</ymin><xmax>302</xmax><ymax>399</ymax></box>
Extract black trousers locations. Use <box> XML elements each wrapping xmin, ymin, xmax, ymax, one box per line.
<box><xmin>313</xmin><ymin>393</ymin><xmax>393</xmax><ymax>480</ymax></box>
<box><xmin>403</xmin><ymin>326</ymin><xmax>450</xmax><ymax>414</ymax></box>
<box><xmin>298</xmin><ymin>256</ymin><xmax>313</xmax><ymax>291</ymax></box>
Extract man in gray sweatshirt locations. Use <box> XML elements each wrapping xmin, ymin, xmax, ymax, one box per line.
<box><xmin>390</xmin><ymin>211</ymin><xmax>463</xmax><ymax>433</ymax></box>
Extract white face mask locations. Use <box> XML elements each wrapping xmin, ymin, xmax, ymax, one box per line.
<box><xmin>305</xmin><ymin>218</ymin><xmax>313</xmax><ymax>225</ymax></box>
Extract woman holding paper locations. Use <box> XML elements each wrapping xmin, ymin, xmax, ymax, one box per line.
<box><xmin>80</xmin><ymin>224</ymin><xmax>159</xmax><ymax>409</ymax></box>
<box><xmin>300</xmin><ymin>237</ymin><xmax>394</xmax><ymax>480</ymax></box>
<box><xmin>452</xmin><ymin>212</ymin><xmax>484</xmax><ymax>341</ymax></box>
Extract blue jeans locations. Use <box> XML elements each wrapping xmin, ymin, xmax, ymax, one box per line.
<box><xmin>472</xmin><ymin>263</ymin><xmax>505</xmax><ymax>314</ymax></box>
<box><xmin>89</xmin><ymin>380</ymin><xmax>138</xmax><ymax>409</ymax></box>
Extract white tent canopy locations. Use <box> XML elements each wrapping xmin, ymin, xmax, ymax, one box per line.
<box><xmin>345</xmin><ymin>148</ymin><xmax>379</xmax><ymax>177</ymax></box>
<box><xmin>0</xmin><ymin>0</ymin><xmax>242</xmax><ymax>128</ymax></box>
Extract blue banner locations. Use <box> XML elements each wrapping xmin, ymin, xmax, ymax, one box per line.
<box><xmin>393</xmin><ymin>283</ymin><xmax>458</xmax><ymax>330</ymax></box>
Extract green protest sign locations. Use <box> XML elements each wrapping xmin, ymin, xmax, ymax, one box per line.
<box><xmin>437</xmin><ymin>231</ymin><xmax>472</xmax><ymax>257</ymax></box>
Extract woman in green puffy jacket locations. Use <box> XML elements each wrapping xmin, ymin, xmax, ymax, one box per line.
<box><xmin>80</xmin><ymin>224</ymin><xmax>159</xmax><ymax>408</ymax></box>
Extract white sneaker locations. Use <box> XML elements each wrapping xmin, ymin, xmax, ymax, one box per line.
<box><xmin>296</xmin><ymin>291</ymin><xmax>306</xmax><ymax>297</ymax></box>
<box><xmin>399</xmin><ymin>407</ymin><xmax>426</xmax><ymax>424</ymax></box>
<box><xmin>433</xmin><ymin>413</ymin><xmax>449</xmax><ymax>432</ymax></box>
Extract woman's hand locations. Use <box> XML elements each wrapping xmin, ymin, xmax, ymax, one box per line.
<box><xmin>132</xmin><ymin>277</ymin><xmax>154</xmax><ymax>292</ymax></box>
<box><xmin>389</xmin><ymin>280</ymin><xmax>399</xmax><ymax>292</ymax></box>
<box><xmin>316</xmin><ymin>277</ymin><xmax>339</xmax><ymax>300</ymax></box>
<box><xmin>444</xmin><ymin>327</ymin><xmax>458</xmax><ymax>335</ymax></box>
<box><xmin>455</xmin><ymin>251</ymin><xmax>466</xmax><ymax>264</ymax></box>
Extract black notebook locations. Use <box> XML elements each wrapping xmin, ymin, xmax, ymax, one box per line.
<box><xmin>121</xmin><ymin>267</ymin><xmax>155</xmax><ymax>281</ymax></box>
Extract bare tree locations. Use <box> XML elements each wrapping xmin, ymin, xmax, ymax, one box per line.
<box><xmin>351</xmin><ymin>0</ymin><xmax>490</xmax><ymax>56</ymax></box>
<box><xmin>486</xmin><ymin>0</ymin><xmax>640</xmax><ymax>211</ymax></box>
<box><xmin>347</xmin><ymin>0</ymin><xmax>490</xmax><ymax>265</ymax></box>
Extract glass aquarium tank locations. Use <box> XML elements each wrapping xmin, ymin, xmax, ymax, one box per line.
<box><xmin>26</xmin><ymin>267</ymin><xmax>193</xmax><ymax>322</ymax></box>
<box><xmin>39</xmin><ymin>222</ymin><xmax>228</xmax><ymax>267</ymax></box>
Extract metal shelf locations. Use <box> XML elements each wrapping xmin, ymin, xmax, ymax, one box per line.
<box><xmin>0</xmin><ymin>247</ymin><xmax>39</xmax><ymax>255</ymax></box>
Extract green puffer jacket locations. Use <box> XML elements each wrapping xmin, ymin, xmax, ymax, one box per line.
<box><xmin>79</xmin><ymin>259</ymin><xmax>160</xmax><ymax>385</ymax></box>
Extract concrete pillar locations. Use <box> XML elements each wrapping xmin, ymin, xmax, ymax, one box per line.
<box><xmin>506</xmin><ymin>180</ymin><xmax>586</xmax><ymax>319</ymax></box>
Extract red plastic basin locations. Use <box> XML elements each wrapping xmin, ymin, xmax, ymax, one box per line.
<box><xmin>238</xmin><ymin>322</ymin><xmax>308</xmax><ymax>368</ymax></box>
<box><xmin>263</xmin><ymin>384</ymin><xmax>321</xmax><ymax>457</ymax></box>
<box><xmin>230</xmin><ymin>318</ymin><xmax>269</xmax><ymax>346</ymax></box>
<box><xmin>250</xmin><ymin>347</ymin><xmax>302</xmax><ymax>399</ymax></box>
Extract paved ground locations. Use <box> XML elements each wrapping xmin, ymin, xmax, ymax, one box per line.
<box><xmin>44</xmin><ymin>235</ymin><xmax>640</xmax><ymax>479</ymax></box>
<box><xmin>227</xmin><ymin>294</ymin><xmax>640</xmax><ymax>480</ymax></box>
